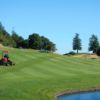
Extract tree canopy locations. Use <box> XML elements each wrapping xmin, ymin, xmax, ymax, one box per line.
<box><xmin>28</xmin><ymin>33</ymin><xmax>56</xmax><ymax>52</ymax></box>
<box><xmin>1</xmin><ymin>22</ymin><xmax>100</xmax><ymax>54</ymax></box>
<box><xmin>0</xmin><ymin>22</ymin><xmax>56</xmax><ymax>52</ymax></box>
<box><xmin>88</xmin><ymin>34</ymin><xmax>99</xmax><ymax>53</ymax></box>
<box><xmin>72</xmin><ymin>33</ymin><xmax>82</xmax><ymax>53</ymax></box>
<box><xmin>96</xmin><ymin>47</ymin><xmax>100</xmax><ymax>56</ymax></box>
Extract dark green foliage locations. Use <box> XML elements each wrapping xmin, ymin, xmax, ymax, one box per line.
<box><xmin>40</xmin><ymin>36</ymin><xmax>56</xmax><ymax>52</ymax></box>
<box><xmin>11</xmin><ymin>31</ymin><xmax>24</xmax><ymax>48</ymax></box>
<box><xmin>0</xmin><ymin>22</ymin><xmax>15</xmax><ymax>46</ymax></box>
<box><xmin>20</xmin><ymin>39</ymin><xmax>29</xmax><ymax>48</ymax></box>
<box><xmin>28</xmin><ymin>34</ymin><xmax>56</xmax><ymax>52</ymax></box>
<box><xmin>68</xmin><ymin>51</ymin><xmax>76</xmax><ymax>55</ymax></box>
<box><xmin>96</xmin><ymin>47</ymin><xmax>100</xmax><ymax>56</ymax></box>
<box><xmin>0</xmin><ymin>22</ymin><xmax>56</xmax><ymax>52</ymax></box>
<box><xmin>28</xmin><ymin>33</ymin><xmax>42</xmax><ymax>49</ymax></box>
<box><xmin>41</xmin><ymin>36</ymin><xmax>49</xmax><ymax>50</ymax></box>
<box><xmin>64</xmin><ymin>51</ymin><xmax>76</xmax><ymax>55</ymax></box>
<box><xmin>88</xmin><ymin>34</ymin><xmax>99</xmax><ymax>53</ymax></box>
<box><xmin>11</xmin><ymin>31</ymin><xmax>19</xmax><ymax>41</ymax></box>
<box><xmin>73</xmin><ymin>33</ymin><xmax>82</xmax><ymax>53</ymax></box>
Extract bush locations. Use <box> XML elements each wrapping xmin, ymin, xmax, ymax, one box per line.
<box><xmin>96</xmin><ymin>47</ymin><xmax>100</xmax><ymax>56</ymax></box>
<box><xmin>68</xmin><ymin>51</ymin><xmax>76</xmax><ymax>55</ymax></box>
<box><xmin>64</xmin><ymin>51</ymin><xmax>76</xmax><ymax>55</ymax></box>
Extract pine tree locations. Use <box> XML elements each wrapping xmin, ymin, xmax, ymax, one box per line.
<box><xmin>96</xmin><ymin>47</ymin><xmax>100</xmax><ymax>56</ymax></box>
<box><xmin>73</xmin><ymin>33</ymin><xmax>82</xmax><ymax>53</ymax></box>
<box><xmin>88</xmin><ymin>34</ymin><xmax>99</xmax><ymax>53</ymax></box>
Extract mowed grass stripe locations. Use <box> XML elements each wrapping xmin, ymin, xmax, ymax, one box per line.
<box><xmin>0</xmin><ymin>48</ymin><xmax>100</xmax><ymax>100</ymax></box>
<box><xmin>46</xmin><ymin>57</ymin><xmax>100</xmax><ymax>75</ymax></box>
<box><xmin>11</xmin><ymin>54</ymin><xmax>100</xmax><ymax>78</ymax></box>
<box><xmin>53</xmin><ymin>56</ymin><xmax>100</xmax><ymax>73</ymax></box>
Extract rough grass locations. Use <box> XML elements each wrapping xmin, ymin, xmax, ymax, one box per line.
<box><xmin>0</xmin><ymin>48</ymin><xmax>100</xmax><ymax>100</ymax></box>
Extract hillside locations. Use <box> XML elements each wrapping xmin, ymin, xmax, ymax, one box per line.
<box><xmin>0</xmin><ymin>47</ymin><xmax>100</xmax><ymax>100</ymax></box>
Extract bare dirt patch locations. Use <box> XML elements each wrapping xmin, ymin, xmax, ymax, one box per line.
<box><xmin>72</xmin><ymin>54</ymin><xmax>100</xmax><ymax>59</ymax></box>
<box><xmin>85</xmin><ymin>54</ymin><xmax>100</xmax><ymax>59</ymax></box>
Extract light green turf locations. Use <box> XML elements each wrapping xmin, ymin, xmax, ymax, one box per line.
<box><xmin>0</xmin><ymin>48</ymin><xmax>100</xmax><ymax>100</ymax></box>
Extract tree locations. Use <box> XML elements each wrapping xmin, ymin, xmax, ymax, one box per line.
<box><xmin>28</xmin><ymin>33</ymin><xmax>41</xmax><ymax>49</ymax></box>
<box><xmin>73</xmin><ymin>33</ymin><xmax>82</xmax><ymax>54</ymax></box>
<box><xmin>20</xmin><ymin>39</ymin><xmax>29</xmax><ymax>48</ymax></box>
<box><xmin>41</xmin><ymin>36</ymin><xmax>50</xmax><ymax>50</ymax></box>
<box><xmin>17</xmin><ymin>36</ymin><xmax>24</xmax><ymax>48</ymax></box>
<box><xmin>46</xmin><ymin>42</ymin><xmax>56</xmax><ymax>52</ymax></box>
<box><xmin>0</xmin><ymin>22</ymin><xmax>14</xmax><ymax>46</ymax></box>
<box><xmin>96</xmin><ymin>47</ymin><xmax>100</xmax><ymax>56</ymax></box>
<box><xmin>12</xmin><ymin>30</ymin><xmax>25</xmax><ymax>48</ymax></box>
<box><xmin>12</xmin><ymin>30</ymin><xmax>20</xmax><ymax>47</ymax></box>
<box><xmin>0</xmin><ymin>22</ymin><xmax>56</xmax><ymax>51</ymax></box>
<box><xmin>40</xmin><ymin>36</ymin><xmax>56</xmax><ymax>52</ymax></box>
<box><xmin>0</xmin><ymin>22</ymin><xmax>4</xmax><ymax>33</ymax></box>
<box><xmin>50</xmin><ymin>43</ymin><xmax>56</xmax><ymax>52</ymax></box>
<box><xmin>88</xmin><ymin>34</ymin><xmax>99</xmax><ymax>53</ymax></box>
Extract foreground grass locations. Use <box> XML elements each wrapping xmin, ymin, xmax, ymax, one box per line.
<box><xmin>0</xmin><ymin>48</ymin><xmax>100</xmax><ymax>100</ymax></box>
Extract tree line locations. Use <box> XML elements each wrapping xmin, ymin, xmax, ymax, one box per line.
<box><xmin>72</xmin><ymin>33</ymin><xmax>100</xmax><ymax>56</ymax></box>
<box><xmin>0</xmin><ymin>22</ymin><xmax>100</xmax><ymax>55</ymax></box>
<box><xmin>0</xmin><ymin>22</ymin><xmax>56</xmax><ymax>52</ymax></box>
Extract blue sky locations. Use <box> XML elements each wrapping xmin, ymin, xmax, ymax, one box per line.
<box><xmin>0</xmin><ymin>0</ymin><xmax>100</xmax><ymax>54</ymax></box>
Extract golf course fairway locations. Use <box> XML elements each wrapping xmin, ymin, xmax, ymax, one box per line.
<box><xmin>0</xmin><ymin>47</ymin><xmax>100</xmax><ymax>100</ymax></box>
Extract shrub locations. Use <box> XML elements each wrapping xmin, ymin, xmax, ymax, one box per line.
<box><xmin>64</xmin><ymin>51</ymin><xmax>76</xmax><ymax>55</ymax></box>
<box><xmin>68</xmin><ymin>51</ymin><xmax>76</xmax><ymax>55</ymax></box>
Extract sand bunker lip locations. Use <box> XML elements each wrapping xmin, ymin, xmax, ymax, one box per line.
<box><xmin>56</xmin><ymin>87</ymin><xmax>100</xmax><ymax>98</ymax></box>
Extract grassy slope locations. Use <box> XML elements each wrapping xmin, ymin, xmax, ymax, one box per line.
<box><xmin>0</xmin><ymin>47</ymin><xmax>100</xmax><ymax>100</ymax></box>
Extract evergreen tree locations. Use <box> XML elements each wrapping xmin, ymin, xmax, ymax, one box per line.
<box><xmin>88</xmin><ymin>34</ymin><xmax>99</xmax><ymax>53</ymax></box>
<box><xmin>73</xmin><ymin>33</ymin><xmax>82</xmax><ymax>53</ymax></box>
<box><xmin>96</xmin><ymin>47</ymin><xmax>100</xmax><ymax>56</ymax></box>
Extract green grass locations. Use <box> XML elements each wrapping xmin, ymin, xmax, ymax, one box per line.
<box><xmin>0</xmin><ymin>47</ymin><xmax>100</xmax><ymax>100</ymax></box>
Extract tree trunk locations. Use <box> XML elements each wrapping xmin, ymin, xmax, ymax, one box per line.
<box><xmin>93</xmin><ymin>50</ymin><xmax>96</xmax><ymax>54</ymax></box>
